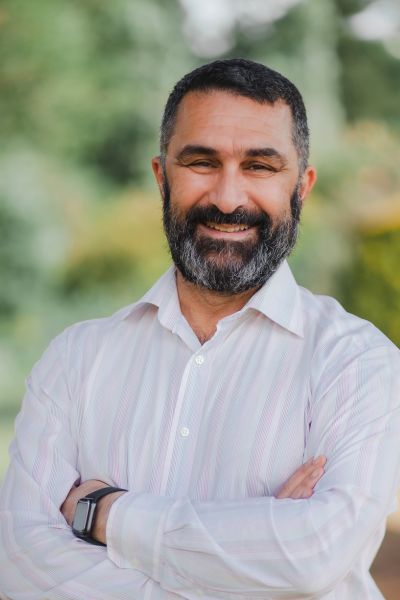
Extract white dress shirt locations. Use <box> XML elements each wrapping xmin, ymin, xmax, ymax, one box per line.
<box><xmin>1</xmin><ymin>260</ymin><xmax>400</xmax><ymax>600</ymax></box>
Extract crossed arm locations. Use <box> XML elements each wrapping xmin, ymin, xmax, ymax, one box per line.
<box><xmin>60</xmin><ymin>456</ymin><xmax>328</xmax><ymax>545</ymax></box>
<box><xmin>1</xmin><ymin>337</ymin><xmax>400</xmax><ymax>600</ymax></box>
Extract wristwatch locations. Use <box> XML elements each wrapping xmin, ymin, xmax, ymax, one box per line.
<box><xmin>72</xmin><ymin>486</ymin><xmax>127</xmax><ymax>546</ymax></box>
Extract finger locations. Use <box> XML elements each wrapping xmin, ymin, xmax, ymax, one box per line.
<box><xmin>277</xmin><ymin>456</ymin><xmax>325</xmax><ymax>498</ymax></box>
<box><xmin>276</xmin><ymin>458</ymin><xmax>313</xmax><ymax>497</ymax></box>
<box><xmin>289</xmin><ymin>488</ymin><xmax>312</xmax><ymax>499</ymax></box>
<box><xmin>276</xmin><ymin>458</ymin><xmax>326</xmax><ymax>499</ymax></box>
<box><xmin>312</xmin><ymin>455</ymin><xmax>327</xmax><ymax>467</ymax></box>
<box><xmin>289</xmin><ymin>466</ymin><xmax>325</xmax><ymax>499</ymax></box>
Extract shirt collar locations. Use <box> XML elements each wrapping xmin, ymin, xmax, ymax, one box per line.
<box><xmin>243</xmin><ymin>260</ymin><xmax>304</xmax><ymax>337</ymax></box>
<box><xmin>122</xmin><ymin>266</ymin><xmax>182</xmax><ymax>333</ymax></box>
<box><xmin>122</xmin><ymin>260</ymin><xmax>304</xmax><ymax>338</ymax></box>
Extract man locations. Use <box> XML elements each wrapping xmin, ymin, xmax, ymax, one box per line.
<box><xmin>0</xmin><ymin>58</ymin><xmax>399</xmax><ymax>599</ymax></box>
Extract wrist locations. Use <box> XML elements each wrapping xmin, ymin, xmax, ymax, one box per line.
<box><xmin>71</xmin><ymin>486</ymin><xmax>127</xmax><ymax>546</ymax></box>
<box><xmin>92</xmin><ymin>490</ymin><xmax>126</xmax><ymax>544</ymax></box>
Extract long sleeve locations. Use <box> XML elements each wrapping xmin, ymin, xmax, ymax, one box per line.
<box><xmin>0</xmin><ymin>331</ymin><xmax>178</xmax><ymax>600</ymax></box>
<box><xmin>106</xmin><ymin>344</ymin><xmax>400</xmax><ymax>599</ymax></box>
<box><xmin>2</xmin><ymin>270</ymin><xmax>400</xmax><ymax>599</ymax></box>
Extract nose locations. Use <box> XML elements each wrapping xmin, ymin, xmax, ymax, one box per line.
<box><xmin>207</xmin><ymin>166</ymin><xmax>248</xmax><ymax>214</ymax></box>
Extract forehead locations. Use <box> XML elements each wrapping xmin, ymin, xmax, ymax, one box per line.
<box><xmin>169</xmin><ymin>90</ymin><xmax>296</xmax><ymax>157</ymax></box>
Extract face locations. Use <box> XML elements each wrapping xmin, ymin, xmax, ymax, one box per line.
<box><xmin>153</xmin><ymin>91</ymin><xmax>316</xmax><ymax>293</ymax></box>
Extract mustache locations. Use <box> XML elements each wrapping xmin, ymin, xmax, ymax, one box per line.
<box><xmin>184</xmin><ymin>205</ymin><xmax>271</xmax><ymax>228</ymax></box>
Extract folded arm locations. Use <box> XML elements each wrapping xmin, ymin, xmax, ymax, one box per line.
<box><xmin>0</xmin><ymin>331</ymin><xmax>324</xmax><ymax>600</ymax></box>
<box><xmin>0</xmin><ymin>333</ymin><xmax>179</xmax><ymax>600</ymax></box>
<box><xmin>103</xmin><ymin>344</ymin><xmax>400</xmax><ymax>599</ymax></box>
<box><xmin>1</xmin><ymin>332</ymin><xmax>399</xmax><ymax>600</ymax></box>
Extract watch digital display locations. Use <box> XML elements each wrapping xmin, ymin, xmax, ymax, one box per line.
<box><xmin>72</xmin><ymin>499</ymin><xmax>92</xmax><ymax>534</ymax></box>
<box><xmin>71</xmin><ymin>487</ymin><xmax>126</xmax><ymax>546</ymax></box>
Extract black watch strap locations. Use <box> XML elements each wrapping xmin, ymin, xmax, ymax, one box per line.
<box><xmin>85</xmin><ymin>486</ymin><xmax>127</xmax><ymax>502</ymax></box>
<box><xmin>73</xmin><ymin>486</ymin><xmax>127</xmax><ymax>547</ymax></box>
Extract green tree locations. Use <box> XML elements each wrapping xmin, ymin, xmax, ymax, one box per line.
<box><xmin>0</xmin><ymin>0</ymin><xmax>192</xmax><ymax>185</ymax></box>
<box><xmin>0</xmin><ymin>197</ymin><xmax>37</xmax><ymax>316</ymax></box>
<box><xmin>339</xmin><ymin>224</ymin><xmax>400</xmax><ymax>346</ymax></box>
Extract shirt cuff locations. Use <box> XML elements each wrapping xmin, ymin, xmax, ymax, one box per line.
<box><xmin>106</xmin><ymin>491</ymin><xmax>175</xmax><ymax>582</ymax></box>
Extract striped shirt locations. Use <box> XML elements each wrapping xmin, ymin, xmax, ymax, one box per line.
<box><xmin>1</xmin><ymin>260</ymin><xmax>400</xmax><ymax>600</ymax></box>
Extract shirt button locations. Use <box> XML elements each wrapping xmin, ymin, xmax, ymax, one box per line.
<box><xmin>180</xmin><ymin>427</ymin><xmax>190</xmax><ymax>437</ymax></box>
<box><xmin>195</xmin><ymin>354</ymin><xmax>204</xmax><ymax>365</ymax></box>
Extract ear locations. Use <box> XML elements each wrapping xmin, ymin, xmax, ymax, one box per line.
<box><xmin>151</xmin><ymin>156</ymin><xmax>165</xmax><ymax>197</ymax></box>
<box><xmin>299</xmin><ymin>165</ymin><xmax>317</xmax><ymax>203</ymax></box>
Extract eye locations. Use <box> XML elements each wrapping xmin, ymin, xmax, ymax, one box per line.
<box><xmin>181</xmin><ymin>159</ymin><xmax>218</xmax><ymax>173</ymax></box>
<box><xmin>246</xmin><ymin>163</ymin><xmax>275</xmax><ymax>172</ymax></box>
<box><xmin>190</xmin><ymin>160</ymin><xmax>216</xmax><ymax>168</ymax></box>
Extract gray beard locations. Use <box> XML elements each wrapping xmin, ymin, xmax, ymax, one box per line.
<box><xmin>162</xmin><ymin>178</ymin><xmax>301</xmax><ymax>294</ymax></box>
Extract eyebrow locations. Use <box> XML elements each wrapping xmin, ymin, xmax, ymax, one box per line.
<box><xmin>245</xmin><ymin>147</ymin><xmax>287</xmax><ymax>162</ymax></box>
<box><xmin>176</xmin><ymin>144</ymin><xmax>288</xmax><ymax>164</ymax></box>
<box><xmin>176</xmin><ymin>145</ymin><xmax>217</xmax><ymax>160</ymax></box>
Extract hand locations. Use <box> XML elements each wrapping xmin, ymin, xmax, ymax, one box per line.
<box><xmin>275</xmin><ymin>455</ymin><xmax>327</xmax><ymax>499</ymax></box>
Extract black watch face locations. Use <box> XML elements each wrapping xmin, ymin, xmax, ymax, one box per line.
<box><xmin>72</xmin><ymin>499</ymin><xmax>92</xmax><ymax>534</ymax></box>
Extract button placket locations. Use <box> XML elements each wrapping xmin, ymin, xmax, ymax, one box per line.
<box><xmin>176</xmin><ymin>353</ymin><xmax>205</xmax><ymax>441</ymax></box>
<box><xmin>159</xmin><ymin>357</ymin><xmax>193</xmax><ymax>493</ymax></box>
<box><xmin>161</xmin><ymin>350</ymin><xmax>211</xmax><ymax>495</ymax></box>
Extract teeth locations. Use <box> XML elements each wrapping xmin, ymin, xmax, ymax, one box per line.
<box><xmin>205</xmin><ymin>222</ymin><xmax>250</xmax><ymax>232</ymax></box>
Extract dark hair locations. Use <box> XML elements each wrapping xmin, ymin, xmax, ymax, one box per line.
<box><xmin>160</xmin><ymin>58</ymin><xmax>309</xmax><ymax>174</ymax></box>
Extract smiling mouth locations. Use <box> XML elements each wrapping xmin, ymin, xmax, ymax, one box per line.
<box><xmin>204</xmin><ymin>221</ymin><xmax>251</xmax><ymax>233</ymax></box>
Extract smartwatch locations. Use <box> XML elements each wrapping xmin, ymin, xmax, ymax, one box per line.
<box><xmin>72</xmin><ymin>486</ymin><xmax>127</xmax><ymax>546</ymax></box>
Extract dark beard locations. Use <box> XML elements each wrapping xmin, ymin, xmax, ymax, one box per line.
<box><xmin>162</xmin><ymin>177</ymin><xmax>301</xmax><ymax>294</ymax></box>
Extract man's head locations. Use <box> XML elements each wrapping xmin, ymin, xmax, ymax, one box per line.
<box><xmin>152</xmin><ymin>58</ymin><xmax>316</xmax><ymax>294</ymax></box>
<box><xmin>160</xmin><ymin>58</ymin><xmax>310</xmax><ymax>175</ymax></box>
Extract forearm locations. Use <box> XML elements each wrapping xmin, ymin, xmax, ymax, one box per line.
<box><xmin>0</xmin><ymin>369</ymin><xmax>158</xmax><ymax>599</ymax></box>
<box><xmin>106</xmin><ymin>484</ymin><xmax>390</xmax><ymax>599</ymax></box>
<box><xmin>106</xmin><ymin>346</ymin><xmax>400</xmax><ymax>599</ymax></box>
<box><xmin>0</xmin><ymin>464</ymin><xmax>177</xmax><ymax>599</ymax></box>
<box><xmin>0</xmin><ymin>506</ymin><xmax>181</xmax><ymax>600</ymax></box>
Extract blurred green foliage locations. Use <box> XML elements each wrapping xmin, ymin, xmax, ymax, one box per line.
<box><xmin>340</xmin><ymin>225</ymin><xmax>400</xmax><ymax>345</ymax></box>
<box><xmin>0</xmin><ymin>0</ymin><xmax>190</xmax><ymax>183</ymax></box>
<box><xmin>58</xmin><ymin>192</ymin><xmax>170</xmax><ymax>299</ymax></box>
<box><xmin>0</xmin><ymin>197</ymin><xmax>37</xmax><ymax>316</ymax></box>
<box><xmin>1</xmin><ymin>0</ymin><xmax>400</xmax><ymax>468</ymax></box>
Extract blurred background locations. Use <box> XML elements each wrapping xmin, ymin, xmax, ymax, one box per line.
<box><xmin>1</xmin><ymin>0</ymin><xmax>400</xmax><ymax>595</ymax></box>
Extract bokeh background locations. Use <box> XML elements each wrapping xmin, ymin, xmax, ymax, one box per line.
<box><xmin>1</xmin><ymin>0</ymin><xmax>400</xmax><ymax>595</ymax></box>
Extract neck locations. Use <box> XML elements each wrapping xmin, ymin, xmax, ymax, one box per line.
<box><xmin>176</xmin><ymin>270</ymin><xmax>259</xmax><ymax>344</ymax></box>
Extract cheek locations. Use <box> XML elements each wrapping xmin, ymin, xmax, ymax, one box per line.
<box><xmin>252</xmin><ymin>178</ymin><xmax>295</xmax><ymax>217</ymax></box>
<box><xmin>169</xmin><ymin>171</ymin><xmax>212</xmax><ymax>209</ymax></box>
